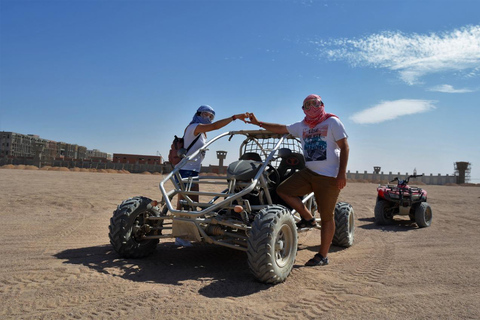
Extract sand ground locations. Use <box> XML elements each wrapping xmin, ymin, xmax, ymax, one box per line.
<box><xmin>1</xmin><ymin>168</ymin><xmax>479</xmax><ymax>319</ymax></box>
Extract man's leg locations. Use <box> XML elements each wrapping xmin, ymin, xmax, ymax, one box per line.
<box><xmin>277</xmin><ymin>193</ymin><xmax>314</xmax><ymax>220</ymax></box>
<box><xmin>319</xmin><ymin>219</ymin><xmax>335</xmax><ymax>258</ymax></box>
<box><xmin>276</xmin><ymin>169</ymin><xmax>314</xmax><ymax>220</ymax></box>
<box><xmin>313</xmin><ymin>175</ymin><xmax>340</xmax><ymax>259</ymax></box>
<box><xmin>304</xmin><ymin>218</ymin><xmax>334</xmax><ymax>266</ymax></box>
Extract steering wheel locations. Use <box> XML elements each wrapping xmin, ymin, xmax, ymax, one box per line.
<box><xmin>265</xmin><ymin>164</ymin><xmax>281</xmax><ymax>187</ymax></box>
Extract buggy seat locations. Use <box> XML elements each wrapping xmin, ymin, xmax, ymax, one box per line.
<box><xmin>227</xmin><ymin>160</ymin><xmax>262</xmax><ymax>181</ymax></box>
<box><xmin>239</xmin><ymin>152</ymin><xmax>262</xmax><ymax>161</ymax></box>
<box><xmin>277</xmin><ymin>152</ymin><xmax>306</xmax><ymax>182</ymax></box>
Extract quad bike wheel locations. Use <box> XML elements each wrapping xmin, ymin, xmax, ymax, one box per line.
<box><xmin>374</xmin><ymin>199</ymin><xmax>394</xmax><ymax>225</ymax></box>
<box><xmin>247</xmin><ymin>205</ymin><xmax>298</xmax><ymax>284</ymax></box>
<box><xmin>109</xmin><ymin>196</ymin><xmax>160</xmax><ymax>258</ymax></box>
<box><xmin>332</xmin><ymin>202</ymin><xmax>355</xmax><ymax>247</ymax></box>
<box><xmin>414</xmin><ymin>202</ymin><xmax>432</xmax><ymax>228</ymax></box>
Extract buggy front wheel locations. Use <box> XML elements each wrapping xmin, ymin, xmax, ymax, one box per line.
<box><xmin>247</xmin><ymin>205</ymin><xmax>298</xmax><ymax>284</ymax></box>
<box><xmin>109</xmin><ymin>196</ymin><xmax>160</xmax><ymax>258</ymax></box>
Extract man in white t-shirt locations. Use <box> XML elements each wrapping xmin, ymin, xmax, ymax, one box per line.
<box><xmin>246</xmin><ymin>94</ymin><xmax>349</xmax><ymax>267</ymax></box>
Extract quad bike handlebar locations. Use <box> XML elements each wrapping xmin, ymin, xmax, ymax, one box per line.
<box><xmin>390</xmin><ymin>174</ymin><xmax>424</xmax><ymax>185</ymax></box>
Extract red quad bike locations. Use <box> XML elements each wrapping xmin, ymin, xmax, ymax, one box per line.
<box><xmin>375</xmin><ymin>174</ymin><xmax>432</xmax><ymax>228</ymax></box>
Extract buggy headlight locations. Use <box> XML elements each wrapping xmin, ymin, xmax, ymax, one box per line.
<box><xmin>388</xmin><ymin>193</ymin><xmax>399</xmax><ymax>199</ymax></box>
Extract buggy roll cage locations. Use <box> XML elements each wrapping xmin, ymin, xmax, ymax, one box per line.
<box><xmin>158</xmin><ymin>130</ymin><xmax>313</xmax><ymax>219</ymax></box>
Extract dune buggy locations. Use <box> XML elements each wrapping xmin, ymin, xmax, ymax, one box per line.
<box><xmin>109</xmin><ymin>130</ymin><xmax>355</xmax><ymax>284</ymax></box>
<box><xmin>375</xmin><ymin>174</ymin><xmax>432</xmax><ymax>228</ymax></box>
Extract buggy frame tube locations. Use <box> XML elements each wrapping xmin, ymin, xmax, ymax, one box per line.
<box><xmin>159</xmin><ymin>131</ymin><xmax>289</xmax><ymax>218</ymax></box>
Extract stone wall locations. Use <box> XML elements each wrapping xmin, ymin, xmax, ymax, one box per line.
<box><xmin>0</xmin><ymin>156</ymin><xmax>459</xmax><ymax>185</ymax></box>
<box><xmin>0</xmin><ymin>156</ymin><xmax>171</xmax><ymax>174</ymax></box>
<box><xmin>346</xmin><ymin>170</ymin><xmax>457</xmax><ymax>185</ymax></box>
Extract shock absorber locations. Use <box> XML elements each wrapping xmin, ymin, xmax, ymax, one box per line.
<box><xmin>206</xmin><ymin>225</ymin><xmax>224</xmax><ymax>236</ymax></box>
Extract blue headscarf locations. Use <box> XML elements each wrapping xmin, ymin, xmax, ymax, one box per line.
<box><xmin>189</xmin><ymin>105</ymin><xmax>216</xmax><ymax>125</ymax></box>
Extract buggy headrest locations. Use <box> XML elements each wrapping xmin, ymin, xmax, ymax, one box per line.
<box><xmin>239</xmin><ymin>152</ymin><xmax>262</xmax><ymax>162</ymax></box>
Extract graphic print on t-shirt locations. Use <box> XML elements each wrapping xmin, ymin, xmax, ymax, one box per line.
<box><xmin>303</xmin><ymin>126</ymin><xmax>328</xmax><ymax>162</ymax></box>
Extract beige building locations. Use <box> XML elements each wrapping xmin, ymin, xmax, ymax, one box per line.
<box><xmin>0</xmin><ymin>131</ymin><xmax>46</xmax><ymax>158</ymax></box>
<box><xmin>0</xmin><ymin>131</ymin><xmax>97</xmax><ymax>162</ymax></box>
<box><xmin>86</xmin><ymin>149</ymin><xmax>110</xmax><ymax>160</ymax></box>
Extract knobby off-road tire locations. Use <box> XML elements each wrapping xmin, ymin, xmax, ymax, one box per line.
<box><xmin>374</xmin><ymin>199</ymin><xmax>394</xmax><ymax>225</ymax></box>
<box><xmin>247</xmin><ymin>205</ymin><xmax>298</xmax><ymax>284</ymax></box>
<box><xmin>332</xmin><ymin>202</ymin><xmax>355</xmax><ymax>247</ymax></box>
<box><xmin>109</xmin><ymin>196</ymin><xmax>160</xmax><ymax>258</ymax></box>
<box><xmin>414</xmin><ymin>202</ymin><xmax>433</xmax><ymax>228</ymax></box>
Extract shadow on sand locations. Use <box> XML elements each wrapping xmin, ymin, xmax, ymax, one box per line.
<box><xmin>358</xmin><ymin>217</ymin><xmax>419</xmax><ymax>232</ymax></box>
<box><xmin>55</xmin><ymin>242</ymin><xmax>276</xmax><ymax>298</ymax></box>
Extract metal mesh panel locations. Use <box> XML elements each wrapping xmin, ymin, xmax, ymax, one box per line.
<box><xmin>241</xmin><ymin>135</ymin><xmax>303</xmax><ymax>167</ymax></box>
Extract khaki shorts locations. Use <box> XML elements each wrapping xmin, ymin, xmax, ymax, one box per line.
<box><xmin>276</xmin><ymin>168</ymin><xmax>340</xmax><ymax>222</ymax></box>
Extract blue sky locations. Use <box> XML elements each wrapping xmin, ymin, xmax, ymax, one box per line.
<box><xmin>1</xmin><ymin>0</ymin><xmax>479</xmax><ymax>181</ymax></box>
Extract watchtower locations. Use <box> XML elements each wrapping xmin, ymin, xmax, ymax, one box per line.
<box><xmin>217</xmin><ymin>150</ymin><xmax>227</xmax><ymax>174</ymax></box>
<box><xmin>454</xmin><ymin>161</ymin><xmax>471</xmax><ymax>184</ymax></box>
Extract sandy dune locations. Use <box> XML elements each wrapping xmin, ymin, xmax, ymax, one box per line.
<box><xmin>0</xmin><ymin>168</ymin><xmax>479</xmax><ymax>319</ymax></box>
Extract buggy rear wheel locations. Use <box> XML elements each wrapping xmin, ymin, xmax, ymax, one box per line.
<box><xmin>374</xmin><ymin>199</ymin><xmax>394</xmax><ymax>225</ymax></box>
<box><xmin>247</xmin><ymin>205</ymin><xmax>298</xmax><ymax>284</ymax></box>
<box><xmin>332</xmin><ymin>202</ymin><xmax>355</xmax><ymax>247</ymax></box>
<box><xmin>109</xmin><ymin>196</ymin><xmax>160</xmax><ymax>258</ymax></box>
<box><xmin>414</xmin><ymin>202</ymin><xmax>432</xmax><ymax>228</ymax></box>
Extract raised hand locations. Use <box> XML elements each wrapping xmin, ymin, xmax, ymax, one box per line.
<box><xmin>246</xmin><ymin>112</ymin><xmax>260</xmax><ymax>125</ymax></box>
<box><xmin>235</xmin><ymin>113</ymin><xmax>249</xmax><ymax>123</ymax></box>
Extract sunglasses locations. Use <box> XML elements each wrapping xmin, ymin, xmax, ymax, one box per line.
<box><xmin>201</xmin><ymin>112</ymin><xmax>215</xmax><ymax>121</ymax></box>
<box><xmin>302</xmin><ymin>99</ymin><xmax>323</xmax><ymax>110</ymax></box>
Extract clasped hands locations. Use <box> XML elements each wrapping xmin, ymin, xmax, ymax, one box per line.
<box><xmin>235</xmin><ymin>112</ymin><xmax>260</xmax><ymax>126</ymax></box>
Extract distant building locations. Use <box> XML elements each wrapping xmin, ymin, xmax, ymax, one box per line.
<box><xmin>0</xmin><ymin>131</ymin><xmax>99</xmax><ymax>163</ymax></box>
<box><xmin>0</xmin><ymin>131</ymin><xmax>46</xmax><ymax>158</ymax></box>
<box><xmin>113</xmin><ymin>153</ymin><xmax>162</xmax><ymax>165</ymax></box>
<box><xmin>44</xmin><ymin>140</ymin><xmax>58</xmax><ymax>161</ymax></box>
<box><xmin>0</xmin><ymin>131</ymin><xmax>165</xmax><ymax>172</ymax></box>
<box><xmin>86</xmin><ymin>149</ymin><xmax>110</xmax><ymax>160</ymax></box>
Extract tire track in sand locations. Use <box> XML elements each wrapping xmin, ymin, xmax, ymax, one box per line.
<box><xmin>263</xmin><ymin>224</ymin><xmax>409</xmax><ymax>319</ymax></box>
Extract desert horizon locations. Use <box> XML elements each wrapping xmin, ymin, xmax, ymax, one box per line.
<box><xmin>2</xmin><ymin>164</ymin><xmax>477</xmax><ymax>187</ymax></box>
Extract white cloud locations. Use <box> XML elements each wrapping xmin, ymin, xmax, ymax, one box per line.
<box><xmin>314</xmin><ymin>25</ymin><xmax>480</xmax><ymax>85</ymax></box>
<box><xmin>350</xmin><ymin>99</ymin><xmax>436</xmax><ymax>124</ymax></box>
<box><xmin>428</xmin><ymin>84</ymin><xmax>475</xmax><ymax>93</ymax></box>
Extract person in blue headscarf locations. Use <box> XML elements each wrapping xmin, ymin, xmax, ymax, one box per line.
<box><xmin>176</xmin><ymin>105</ymin><xmax>248</xmax><ymax>210</ymax></box>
